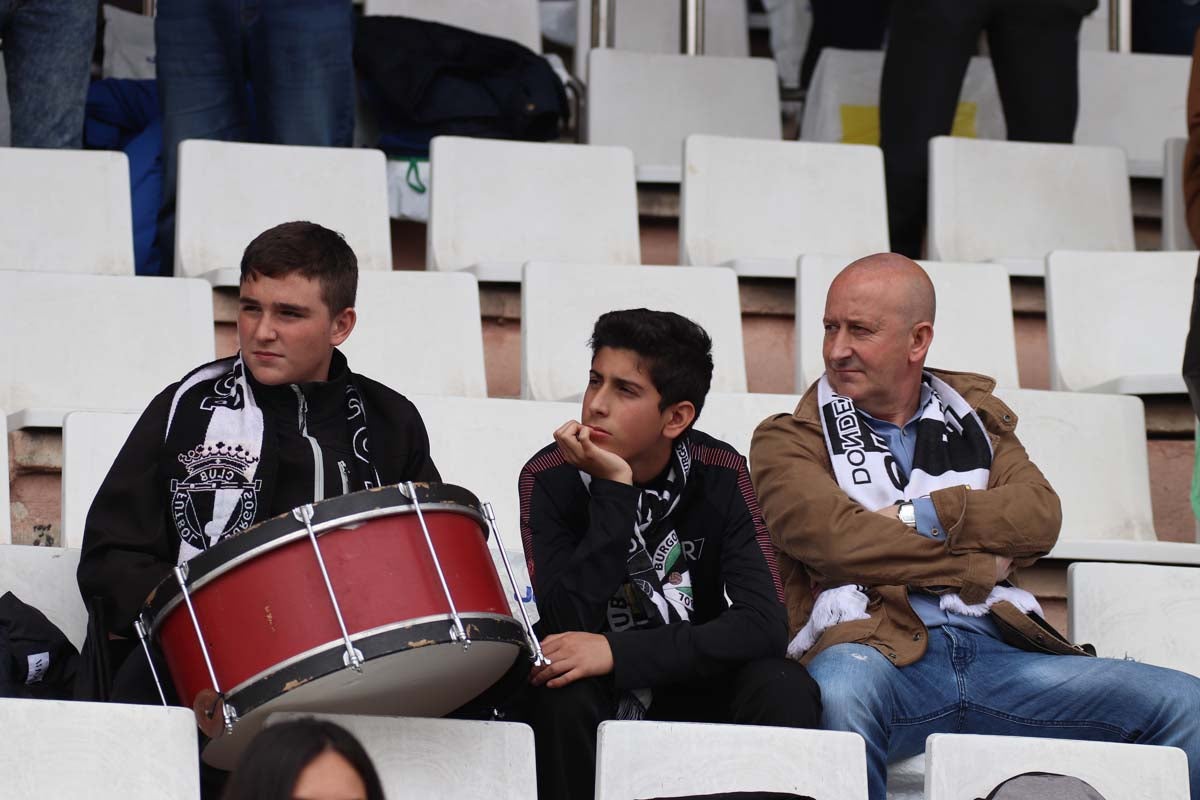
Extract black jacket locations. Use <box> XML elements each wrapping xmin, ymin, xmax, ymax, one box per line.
<box><xmin>519</xmin><ymin>430</ymin><xmax>788</xmax><ymax>690</ymax></box>
<box><xmin>77</xmin><ymin>350</ymin><xmax>440</xmax><ymax>638</ymax></box>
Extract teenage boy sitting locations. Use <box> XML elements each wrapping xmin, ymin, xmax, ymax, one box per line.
<box><xmin>519</xmin><ymin>309</ymin><xmax>821</xmax><ymax>800</ymax></box>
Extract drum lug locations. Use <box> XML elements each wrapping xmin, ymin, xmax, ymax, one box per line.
<box><xmin>294</xmin><ymin>503</ymin><xmax>366</xmax><ymax>673</ymax></box>
<box><xmin>482</xmin><ymin>501</ymin><xmax>549</xmax><ymax>668</ymax></box>
<box><xmin>221</xmin><ymin>700</ymin><xmax>239</xmax><ymax>736</ymax></box>
<box><xmin>342</xmin><ymin>647</ymin><xmax>366</xmax><ymax>668</ymax></box>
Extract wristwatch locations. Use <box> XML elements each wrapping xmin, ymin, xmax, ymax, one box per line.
<box><xmin>897</xmin><ymin>501</ymin><xmax>917</xmax><ymax>528</ymax></box>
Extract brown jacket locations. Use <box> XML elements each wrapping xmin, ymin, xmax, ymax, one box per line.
<box><xmin>749</xmin><ymin>369</ymin><xmax>1062</xmax><ymax>666</ymax></box>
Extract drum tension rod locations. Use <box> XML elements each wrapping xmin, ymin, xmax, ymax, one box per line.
<box><xmin>173</xmin><ymin>565</ymin><xmax>239</xmax><ymax>736</ymax></box>
<box><xmin>405</xmin><ymin>481</ymin><xmax>471</xmax><ymax>650</ymax></box>
<box><xmin>294</xmin><ymin>504</ymin><xmax>365</xmax><ymax>673</ymax></box>
<box><xmin>482</xmin><ymin>501</ymin><xmax>549</xmax><ymax>668</ymax></box>
<box><xmin>133</xmin><ymin>614</ymin><xmax>169</xmax><ymax>707</ymax></box>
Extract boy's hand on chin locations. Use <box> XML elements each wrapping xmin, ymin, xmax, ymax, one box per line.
<box><xmin>554</xmin><ymin>420</ymin><xmax>633</xmax><ymax>485</ymax></box>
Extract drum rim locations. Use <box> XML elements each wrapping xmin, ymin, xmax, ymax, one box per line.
<box><xmin>216</xmin><ymin>613</ymin><xmax>527</xmax><ymax>725</ymax></box>
<box><xmin>146</xmin><ymin>482</ymin><xmax>487</xmax><ymax>628</ymax></box>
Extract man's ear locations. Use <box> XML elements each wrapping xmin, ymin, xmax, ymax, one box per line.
<box><xmin>330</xmin><ymin>307</ymin><xmax>357</xmax><ymax>347</ymax></box>
<box><xmin>661</xmin><ymin>400</ymin><xmax>697</xmax><ymax>440</ymax></box>
<box><xmin>909</xmin><ymin>321</ymin><xmax>934</xmax><ymax>365</ymax></box>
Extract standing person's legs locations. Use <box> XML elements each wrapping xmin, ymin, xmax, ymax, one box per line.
<box><xmin>879</xmin><ymin>0</ymin><xmax>986</xmax><ymax>257</ymax></box>
<box><xmin>155</xmin><ymin>0</ymin><xmax>249</xmax><ymax>276</ymax></box>
<box><xmin>2</xmin><ymin>0</ymin><xmax>95</xmax><ymax>148</ymax></box>
<box><xmin>528</xmin><ymin>676</ymin><xmax>620</xmax><ymax>800</ymax></box>
<box><xmin>801</xmin><ymin>0</ymin><xmax>891</xmax><ymax>91</ymax></box>
<box><xmin>985</xmin><ymin>0</ymin><xmax>1085</xmax><ymax>143</ymax></box>
<box><xmin>806</xmin><ymin>632</ymin><xmax>964</xmax><ymax>800</ymax></box>
<box><xmin>1184</xmin><ymin>255</ymin><xmax>1200</xmax><ymax>417</ymax></box>
<box><xmin>957</xmin><ymin>628</ymin><xmax>1200</xmax><ymax>798</ymax></box>
<box><xmin>249</xmin><ymin>0</ymin><xmax>354</xmax><ymax>147</ymax></box>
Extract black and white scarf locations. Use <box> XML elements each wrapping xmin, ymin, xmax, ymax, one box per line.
<box><xmin>788</xmin><ymin>373</ymin><xmax>1040</xmax><ymax>658</ymax></box>
<box><xmin>163</xmin><ymin>354</ymin><xmax>381</xmax><ymax>565</ymax></box>
<box><xmin>580</xmin><ymin>436</ymin><xmax>693</xmax><ymax>717</ymax></box>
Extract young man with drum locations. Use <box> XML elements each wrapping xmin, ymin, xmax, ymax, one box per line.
<box><xmin>518</xmin><ymin>309</ymin><xmax>822</xmax><ymax>800</ymax></box>
<box><xmin>77</xmin><ymin>221</ymin><xmax>440</xmax><ymax>708</ymax></box>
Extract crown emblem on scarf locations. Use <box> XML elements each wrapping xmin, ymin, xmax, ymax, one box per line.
<box><xmin>177</xmin><ymin>442</ymin><xmax>260</xmax><ymax>473</ymax></box>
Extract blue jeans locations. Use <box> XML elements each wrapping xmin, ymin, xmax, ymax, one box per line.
<box><xmin>808</xmin><ymin>626</ymin><xmax>1200</xmax><ymax>800</ymax></box>
<box><xmin>154</xmin><ymin>0</ymin><xmax>354</xmax><ymax>274</ymax></box>
<box><xmin>0</xmin><ymin>0</ymin><xmax>95</xmax><ymax>148</ymax></box>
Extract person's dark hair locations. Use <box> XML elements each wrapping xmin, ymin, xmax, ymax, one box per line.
<box><xmin>220</xmin><ymin>718</ymin><xmax>386</xmax><ymax>800</ymax></box>
<box><xmin>239</xmin><ymin>221</ymin><xmax>358</xmax><ymax>314</ymax></box>
<box><xmin>589</xmin><ymin>308</ymin><xmax>714</xmax><ymax>421</ymax></box>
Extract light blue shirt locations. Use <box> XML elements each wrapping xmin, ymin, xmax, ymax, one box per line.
<box><xmin>859</xmin><ymin>386</ymin><xmax>1002</xmax><ymax>639</ymax></box>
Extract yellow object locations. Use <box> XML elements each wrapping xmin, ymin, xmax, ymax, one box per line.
<box><xmin>839</xmin><ymin>102</ymin><xmax>979</xmax><ymax>145</ymax></box>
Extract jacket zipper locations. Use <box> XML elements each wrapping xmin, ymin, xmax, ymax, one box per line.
<box><xmin>338</xmin><ymin>460</ymin><xmax>351</xmax><ymax>495</ymax></box>
<box><xmin>292</xmin><ymin>385</ymin><xmax>324</xmax><ymax>502</ymax></box>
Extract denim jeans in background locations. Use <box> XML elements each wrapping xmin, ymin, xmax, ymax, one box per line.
<box><xmin>807</xmin><ymin>626</ymin><xmax>1200</xmax><ymax>800</ymax></box>
<box><xmin>0</xmin><ymin>0</ymin><xmax>96</xmax><ymax>148</ymax></box>
<box><xmin>154</xmin><ymin>0</ymin><xmax>355</xmax><ymax>275</ymax></box>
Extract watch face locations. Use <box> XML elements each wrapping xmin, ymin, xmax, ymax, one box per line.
<box><xmin>899</xmin><ymin>502</ymin><xmax>916</xmax><ymax>526</ymax></box>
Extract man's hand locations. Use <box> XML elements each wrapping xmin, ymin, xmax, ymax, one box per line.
<box><xmin>529</xmin><ymin>631</ymin><xmax>614</xmax><ymax>689</ymax></box>
<box><xmin>553</xmin><ymin>421</ymin><xmax>633</xmax><ymax>485</ymax></box>
<box><xmin>995</xmin><ymin>555</ymin><xmax>1014</xmax><ymax>582</ymax></box>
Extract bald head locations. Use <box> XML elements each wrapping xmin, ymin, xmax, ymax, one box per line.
<box><xmin>830</xmin><ymin>253</ymin><xmax>936</xmax><ymax>327</ymax></box>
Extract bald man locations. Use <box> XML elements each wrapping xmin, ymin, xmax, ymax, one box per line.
<box><xmin>751</xmin><ymin>254</ymin><xmax>1200</xmax><ymax>800</ymax></box>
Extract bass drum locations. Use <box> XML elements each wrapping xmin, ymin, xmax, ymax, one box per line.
<box><xmin>146</xmin><ymin>482</ymin><xmax>528</xmax><ymax>769</ymax></box>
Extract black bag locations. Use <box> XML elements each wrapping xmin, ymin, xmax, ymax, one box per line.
<box><xmin>354</xmin><ymin>16</ymin><xmax>568</xmax><ymax>155</ymax></box>
<box><xmin>0</xmin><ymin>591</ymin><xmax>80</xmax><ymax>700</ymax></box>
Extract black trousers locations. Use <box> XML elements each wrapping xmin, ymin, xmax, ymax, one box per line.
<box><xmin>880</xmin><ymin>0</ymin><xmax>1087</xmax><ymax>257</ymax></box>
<box><xmin>526</xmin><ymin>658</ymin><xmax>822</xmax><ymax>800</ymax></box>
<box><xmin>800</xmin><ymin>0</ymin><xmax>891</xmax><ymax>90</ymax></box>
<box><xmin>1184</xmin><ymin>255</ymin><xmax>1200</xmax><ymax>419</ymax></box>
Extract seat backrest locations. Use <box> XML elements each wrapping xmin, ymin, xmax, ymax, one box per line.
<box><xmin>1162</xmin><ymin>138</ymin><xmax>1196</xmax><ymax>250</ymax></box>
<box><xmin>521</xmin><ymin>262</ymin><xmax>747</xmax><ymax>400</ymax></box>
<box><xmin>700</xmin><ymin>392</ymin><xmax>802</xmax><ymax>465</ymax></box>
<box><xmin>796</xmin><ymin>256</ymin><xmax>1019</xmax><ymax>391</ymax></box>
<box><xmin>341</xmin><ymin>271</ymin><xmax>487</xmax><ymax>397</ymax></box>
<box><xmin>0</xmin><ymin>698</ymin><xmax>198</xmax><ymax>799</ymax></box>
<box><xmin>1045</xmin><ymin>250</ymin><xmax>1195</xmax><ymax>393</ymax></box>
<box><xmin>410</xmin><ymin>394</ymin><xmax>578</xmax><ymax>623</ymax></box>
<box><xmin>268</xmin><ymin>713</ymin><xmax>536</xmax><ymax>800</ymax></box>
<box><xmin>175</xmin><ymin>140</ymin><xmax>391</xmax><ymax>278</ymax></box>
<box><xmin>0</xmin><ymin>416</ymin><xmax>9</xmax><ymax>545</ymax></box>
<box><xmin>0</xmin><ymin>545</ymin><xmax>87</xmax><ymax>649</ymax></box>
<box><xmin>587</xmin><ymin>49</ymin><xmax>780</xmax><ymax>182</ymax></box>
<box><xmin>363</xmin><ymin>0</ymin><xmax>541</xmax><ymax>52</ymax></box>
<box><xmin>1069</xmin><ymin>562</ymin><xmax>1200</xmax><ymax>675</ymax></box>
<box><xmin>574</xmin><ymin>0</ymin><xmax>750</xmax><ymax>80</ymax></box>
<box><xmin>1075</xmin><ymin>51</ymin><xmax>1189</xmax><ymax>178</ymax></box>
<box><xmin>427</xmin><ymin>137</ymin><xmax>640</xmax><ymax>272</ymax></box>
<box><xmin>0</xmin><ymin>273</ymin><xmax>214</xmax><ymax>419</ymax></box>
<box><xmin>928</xmin><ymin>137</ymin><xmax>1134</xmax><ymax>263</ymax></box>
<box><xmin>61</xmin><ymin>411</ymin><xmax>140</xmax><ymax>549</ymax></box>
<box><xmin>0</xmin><ymin>148</ymin><xmax>134</xmax><ymax>275</ymax></box>
<box><xmin>680</xmin><ymin>136</ymin><xmax>889</xmax><ymax>266</ymax></box>
<box><xmin>995</xmin><ymin>388</ymin><xmax>1155</xmax><ymax>544</ymax></box>
<box><xmin>595</xmin><ymin>720</ymin><xmax>868</xmax><ymax>799</ymax></box>
<box><xmin>925</xmin><ymin>733</ymin><xmax>1190</xmax><ymax>800</ymax></box>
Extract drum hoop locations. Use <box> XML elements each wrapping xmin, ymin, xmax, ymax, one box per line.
<box><xmin>220</xmin><ymin>611</ymin><xmax>519</xmax><ymax>700</ymax></box>
<box><xmin>148</xmin><ymin>496</ymin><xmax>485</xmax><ymax>631</ymax></box>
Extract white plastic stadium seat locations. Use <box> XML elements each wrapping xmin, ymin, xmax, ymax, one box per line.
<box><xmin>0</xmin><ymin>273</ymin><xmax>214</xmax><ymax>431</ymax></box>
<box><xmin>701</xmin><ymin>392</ymin><xmax>802</xmax><ymax>463</ymax></box>
<box><xmin>795</xmin><ymin>256</ymin><xmax>1020</xmax><ymax>392</ymax></box>
<box><xmin>574</xmin><ymin>0</ymin><xmax>749</xmax><ymax>80</ymax></box>
<box><xmin>924</xmin><ymin>733</ymin><xmax>1189</xmax><ymax>800</ymax></box>
<box><xmin>0</xmin><ymin>698</ymin><xmax>199</xmax><ymax>799</ymax></box>
<box><xmin>0</xmin><ymin>415</ymin><xmax>9</xmax><ymax>544</ymax></box>
<box><xmin>1069</xmin><ymin>562</ymin><xmax>1200</xmax><ymax>675</ymax></box>
<box><xmin>364</xmin><ymin>0</ymin><xmax>541</xmax><ymax>52</ymax></box>
<box><xmin>928</xmin><ymin>137</ymin><xmax>1134</xmax><ymax>276</ymax></box>
<box><xmin>0</xmin><ymin>545</ymin><xmax>87</xmax><ymax>649</ymax></box>
<box><xmin>595</xmin><ymin>721</ymin><xmax>868</xmax><ymax>799</ymax></box>
<box><xmin>342</xmin><ymin>271</ymin><xmax>488</xmax><ymax>398</ymax></box>
<box><xmin>0</xmin><ymin>148</ymin><xmax>134</xmax><ymax>275</ymax></box>
<box><xmin>1162</xmin><ymin>138</ymin><xmax>1197</xmax><ymax>251</ymax></box>
<box><xmin>175</xmin><ymin>140</ymin><xmax>392</xmax><ymax>286</ymax></box>
<box><xmin>1046</xmin><ymin>251</ymin><xmax>1193</xmax><ymax>395</ymax></box>
<box><xmin>427</xmin><ymin>137</ymin><xmax>640</xmax><ymax>281</ymax></box>
<box><xmin>61</xmin><ymin>411</ymin><xmax>139</xmax><ymax>550</ymax></box>
<box><xmin>410</xmin><ymin>394</ymin><xmax>579</xmax><ymax>624</ymax></box>
<box><xmin>587</xmin><ymin>49</ymin><xmax>781</xmax><ymax>183</ymax></box>
<box><xmin>521</xmin><ymin>262</ymin><xmax>747</xmax><ymax>401</ymax></box>
<box><xmin>1075</xmin><ymin>51</ymin><xmax>1189</xmax><ymax>178</ymax></box>
<box><xmin>680</xmin><ymin>136</ymin><xmax>889</xmax><ymax>277</ymax></box>
<box><xmin>269</xmin><ymin>713</ymin><xmax>536</xmax><ymax>800</ymax></box>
